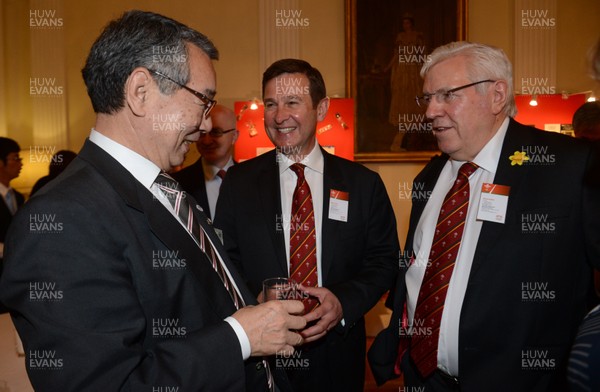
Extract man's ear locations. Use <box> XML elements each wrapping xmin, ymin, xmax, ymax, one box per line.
<box><xmin>491</xmin><ymin>80</ymin><xmax>508</xmax><ymax>115</ymax></box>
<box><xmin>316</xmin><ymin>97</ymin><xmax>330</xmax><ymax>122</ymax></box>
<box><xmin>125</xmin><ymin>68</ymin><xmax>154</xmax><ymax>117</ymax></box>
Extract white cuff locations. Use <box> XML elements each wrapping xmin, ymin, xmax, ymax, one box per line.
<box><xmin>224</xmin><ymin>316</ymin><xmax>251</xmax><ymax>360</ymax></box>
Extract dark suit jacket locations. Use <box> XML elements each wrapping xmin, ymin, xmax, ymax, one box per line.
<box><xmin>0</xmin><ymin>188</ymin><xmax>24</xmax><ymax>313</ymax></box>
<box><xmin>369</xmin><ymin>119</ymin><xmax>600</xmax><ymax>392</ymax></box>
<box><xmin>0</xmin><ymin>187</ymin><xmax>24</xmax><ymax>243</ymax></box>
<box><xmin>172</xmin><ymin>158</ymin><xmax>211</xmax><ymax>218</ymax></box>
<box><xmin>215</xmin><ymin>147</ymin><xmax>400</xmax><ymax>391</ymax></box>
<box><xmin>0</xmin><ymin>140</ymin><xmax>290</xmax><ymax>391</ymax></box>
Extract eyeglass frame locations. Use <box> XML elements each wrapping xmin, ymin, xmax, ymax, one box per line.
<box><xmin>199</xmin><ymin>128</ymin><xmax>237</xmax><ymax>138</ymax></box>
<box><xmin>149</xmin><ymin>69</ymin><xmax>217</xmax><ymax>118</ymax></box>
<box><xmin>415</xmin><ymin>79</ymin><xmax>496</xmax><ymax>108</ymax></box>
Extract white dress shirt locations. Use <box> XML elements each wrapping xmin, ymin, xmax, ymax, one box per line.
<box><xmin>277</xmin><ymin>140</ymin><xmax>324</xmax><ymax>285</ymax></box>
<box><xmin>406</xmin><ymin>117</ymin><xmax>509</xmax><ymax>376</ymax></box>
<box><xmin>0</xmin><ymin>183</ymin><xmax>16</xmax><ymax>215</ymax></box>
<box><xmin>202</xmin><ymin>157</ymin><xmax>234</xmax><ymax>220</ymax></box>
<box><xmin>89</xmin><ymin>129</ymin><xmax>251</xmax><ymax>360</ymax></box>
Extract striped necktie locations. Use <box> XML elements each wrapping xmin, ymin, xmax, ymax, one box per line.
<box><xmin>154</xmin><ymin>172</ymin><xmax>243</xmax><ymax>308</ymax></box>
<box><xmin>410</xmin><ymin>162</ymin><xmax>479</xmax><ymax>378</ymax></box>
<box><xmin>155</xmin><ymin>172</ymin><xmax>276</xmax><ymax>391</ymax></box>
<box><xmin>289</xmin><ymin>163</ymin><xmax>319</xmax><ymax>313</ymax></box>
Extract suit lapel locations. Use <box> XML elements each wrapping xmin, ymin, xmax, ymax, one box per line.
<box><xmin>193</xmin><ymin>204</ymin><xmax>258</xmax><ymax>305</ymax></box>
<box><xmin>194</xmin><ymin>160</ymin><xmax>210</xmax><ymax>217</ymax></box>
<box><xmin>470</xmin><ymin>120</ymin><xmax>532</xmax><ymax>275</ymax></box>
<box><xmin>259</xmin><ymin>151</ymin><xmax>288</xmax><ymax>276</ymax></box>
<box><xmin>321</xmin><ymin>150</ymin><xmax>344</xmax><ymax>283</ymax></box>
<box><xmin>404</xmin><ymin>154</ymin><xmax>448</xmax><ymax>256</ymax></box>
<box><xmin>140</xmin><ymin>193</ymin><xmax>240</xmax><ymax>315</ymax></box>
<box><xmin>78</xmin><ymin>140</ymin><xmax>242</xmax><ymax>316</ymax></box>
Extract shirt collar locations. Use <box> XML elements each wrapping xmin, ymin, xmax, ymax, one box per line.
<box><xmin>449</xmin><ymin>117</ymin><xmax>510</xmax><ymax>175</ymax></box>
<box><xmin>89</xmin><ymin>129</ymin><xmax>160</xmax><ymax>190</ymax></box>
<box><xmin>0</xmin><ymin>182</ymin><xmax>10</xmax><ymax>197</ymax></box>
<box><xmin>277</xmin><ymin>139</ymin><xmax>324</xmax><ymax>176</ymax></box>
<box><xmin>201</xmin><ymin>157</ymin><xmax>234</xmax><ymax>180</ymax></box>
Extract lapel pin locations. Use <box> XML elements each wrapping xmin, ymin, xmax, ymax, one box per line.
<box><xmin>509</xmin><ymin>151</ymin><xmax>530</xmax><ymax>166</ymax></box>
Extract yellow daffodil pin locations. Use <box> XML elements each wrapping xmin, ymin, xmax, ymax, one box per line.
<box><xmin>509</xmin><ymin>151</ymin><xmax>530</xmax><ymax>166</ymax></box>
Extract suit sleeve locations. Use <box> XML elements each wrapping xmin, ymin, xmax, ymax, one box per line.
<box><xmin>0</xmin><ymin>197</ymin><xmax>247</xmax><ymax>392</ymax></box>
<box><xmin>327</xmin><ymin>172</ymin><xmax>400</xmax><ymax>331</ymax></box>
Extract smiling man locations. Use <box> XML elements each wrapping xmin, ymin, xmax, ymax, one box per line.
<box><xmin>215</xmin><ymin>58</ymin><xmax>400</xmax><ymax>391</ymax></box>
<box><xmin>0</xmin><ymin>11</ymin><xmax>306</xmax><ymax>391</ymax></box>
<box><xmin>369</xmin><ymin>41</ymin><xmax>600</xmax><ymax>392</ymax></box>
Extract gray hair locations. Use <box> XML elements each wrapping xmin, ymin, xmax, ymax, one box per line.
<box><xmin>421</xmin><ymin>41</ymin><xmax>517</xmax><ymax>117</ymax></box>
<box><xmin>82</xmin><ymin>10</ymin><xmax>218</xmax><ymax>114</ymax></box>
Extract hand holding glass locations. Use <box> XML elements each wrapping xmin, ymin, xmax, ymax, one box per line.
<box><xmin>262</xmin><ymin>277</ymin><xmax>298</xmax><ymax>302</ymax></box>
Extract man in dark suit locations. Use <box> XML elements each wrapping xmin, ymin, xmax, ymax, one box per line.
<box><xmin>369</xmin><ymin>41</ymin><xmax>600</xmax><ymax>391</ymax></box>
<box><xmin>0</xmin><ymin>10</ymin><xmax>306</xmax><ymax>391</ymax></box>
<box><xmin>0</xmin><ymin>137</ymin><xmax>24</xmax><ymax>313</ymax></box>
<box><xmin>173</xmin><ymin>104</ymin><xmax>238</xmax><ymax>220</ymax></box>
<box><xmin>215</xmin><ymin>59</ymin><xmax>400</xmax><ymax>391</ymax></box>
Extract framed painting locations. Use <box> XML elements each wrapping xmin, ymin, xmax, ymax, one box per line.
<box><xmin>345</xmin><ymin>0</ymin><xmax>467</xmax><ymax>162</ymax></box>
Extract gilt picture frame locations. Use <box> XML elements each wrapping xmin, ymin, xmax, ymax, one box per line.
<box><xmin>345</xmin><ymin>0</ymin><xmax>467</xmax><ymax>162</ymax></box>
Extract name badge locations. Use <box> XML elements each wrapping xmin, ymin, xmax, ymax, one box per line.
<box><xmin>477</xmin><ymin>183</ymin><xmax>510</xmax><ymax>223</ymax></box>
<box><xmin>328</xmin><ymin>189</ymin><xmax>349</xmax><ymax>222</ymax></box>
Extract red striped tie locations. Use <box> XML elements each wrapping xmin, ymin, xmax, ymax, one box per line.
<box><xmin>154</xmin><ymin>172</ymin><xmax>243</xmax><ymax>309</ymax></box>
<box><xmin>156</xmin><ymin>172</ymin><xmax>275</xmax><ymax>391</ymax></box>
<box><xmin>409</xmin><ymin>162</ymin><xmax>478</xmax><ymax>378</ymax></box>
<box><xmin>289</xmin><ymin>163</ymin><xmax>319</xmax><ymax>313</ymax></box>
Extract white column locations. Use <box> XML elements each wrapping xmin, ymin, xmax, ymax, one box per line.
<box><xmin>28</xmin><ymin>0</ymin><xmax>68</xmax><ymax>149</ymax></box>
<box><xmin>514</xmin><ymin>0</ymin><xmax>558</xmax><ymax>96</ymax></box>
<box><xmin>259</xmin><ymin>0</ymin><xmax>302</xmax><ymax>74</ymax></box>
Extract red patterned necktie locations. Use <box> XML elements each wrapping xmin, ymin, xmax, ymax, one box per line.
<box><xmin>217</xmin><ymin>169</ymin><xmax>226</xmax><ymax>181</ymax></box>
<box><xmin>409</xmin><ymin>162</ymin><xmax>479</xmax><ymax>378</ymax></box>
<box><xmin>154</xmin><ymin>172</ymin><xmax>243</xmax><ymax>309</ymax></box>
<box><xmin>289</xmin><ymin>163</ymin><xmax>319</xmax><ymax>313</ymax></box>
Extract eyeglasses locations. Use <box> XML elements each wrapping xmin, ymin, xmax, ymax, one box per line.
<box><xmin>415</xmin><ymin>79</ymin><xmax>496</xmax><ymax>108</ymax></box>
<box><xmin>199</xmin><ymin>128</ymin><xmax>236</xmax><ymax>138</ymax></box>
<box><xmin>149</xmin><ymin>70</ymin><xmax>217</xmax><ymax>118</ymax></box>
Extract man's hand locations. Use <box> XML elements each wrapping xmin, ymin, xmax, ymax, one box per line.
<box><xmin>299</xmin><ymin>286</ymin><xmax>343</xmax><ymax>343</ymax></box>
<box><xmin>232</xmin><ymin>300</ymin><xmax>306</xmax><ymax>356</ymax></box>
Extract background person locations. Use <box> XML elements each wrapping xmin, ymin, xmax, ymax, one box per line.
<box><xmin>173</xmin><ymin>104</ymin><xmax>238</xmax><ymax>220</ymax></box>
<box><xmin>568</xmin><ymin>36</ymin><xmax>600</xmax><ymax>392</ymax></box>
<box><xmin>0</xmin><ymin>137</ymin><xmax>23</xmax><ymax>313</ymax></box>
<box><xmin>572</xmin><ymin>101</ymin><xmax>600</xmax><ymax>142</ymax></box>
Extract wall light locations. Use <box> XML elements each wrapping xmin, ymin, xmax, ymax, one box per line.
<box><xmin>529</xmin><ymin>95</ymin><xmax>538</xmax><ymax>106</ymax></box>
<box><xmin>250</xmin><ymin>98</ymin><xmax>261</xmax><ymax>110</ymax></box>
